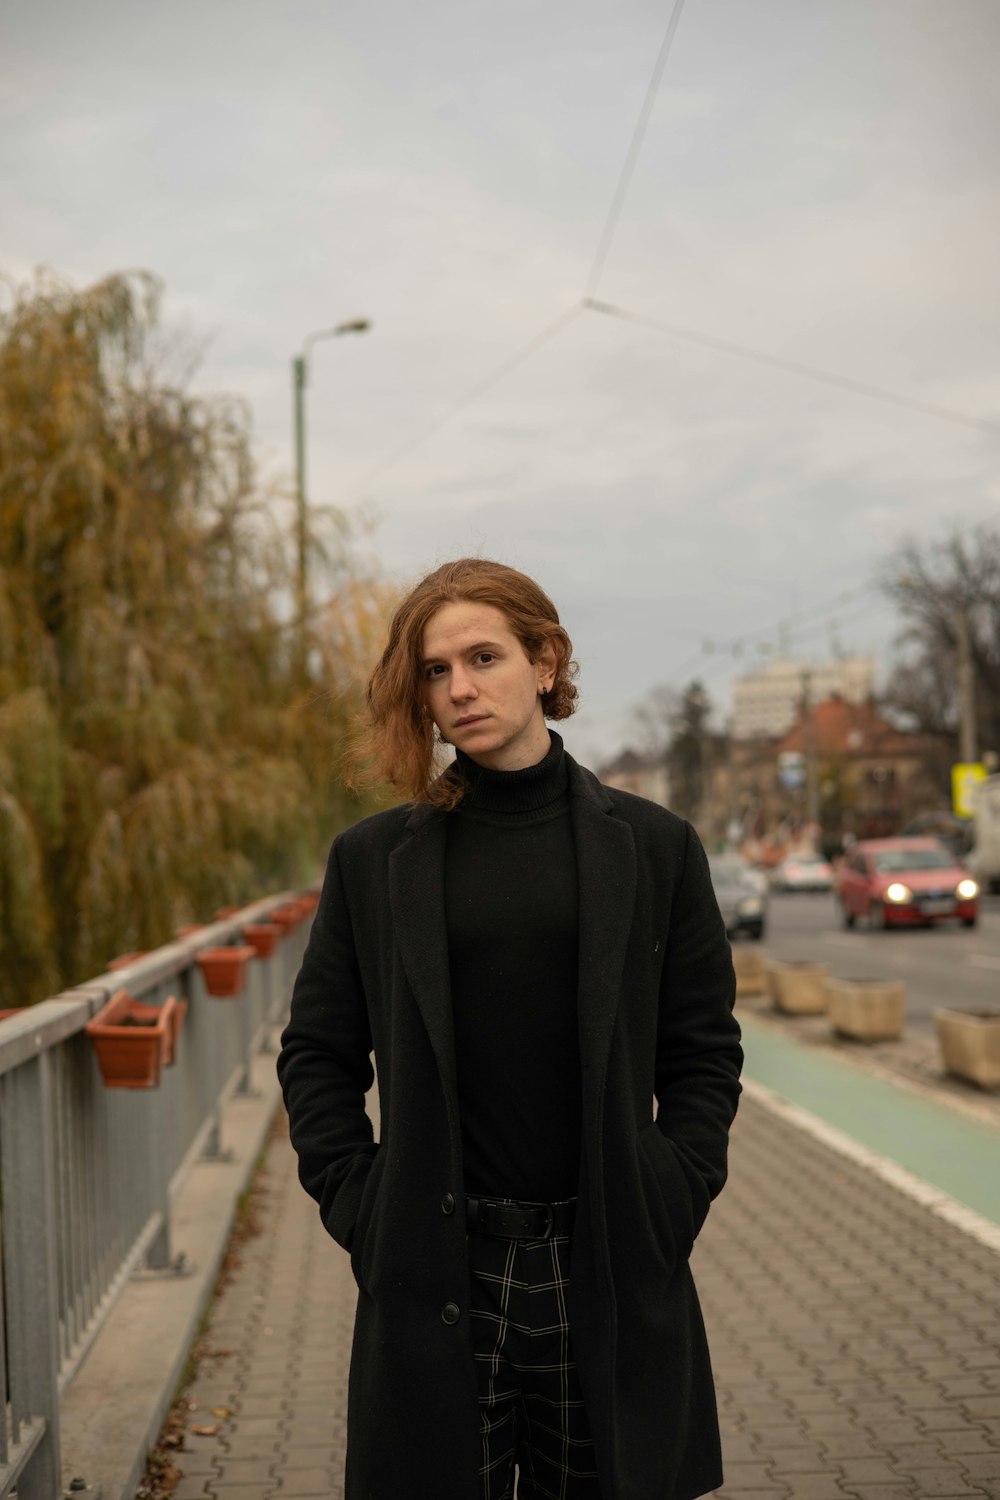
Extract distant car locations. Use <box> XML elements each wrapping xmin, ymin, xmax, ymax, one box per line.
<box><xmin>835</xmin><ymin>837</ymin><xmax>979</xmax><ymax>930</ymax></box>
<box><xmin>709</xmin><ymin>855</ymin><xmax>767</xmax><ymax>941</ymax></box>
<box><xmin>771</xmin><ymin>854</ymin><xmax>834</xmax><ymax>893</ymax></box>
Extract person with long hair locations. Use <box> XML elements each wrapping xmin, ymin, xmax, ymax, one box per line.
<box><xmin>278</xmin><ymin>557</ymin><xmax>742</xmax><ymax>1499</ymax></box>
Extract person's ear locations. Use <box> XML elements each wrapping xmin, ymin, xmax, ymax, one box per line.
<box><xmin>536</xmin><ymin>642</ymin><xmax>557</xmax><ymax>695</ymax></box>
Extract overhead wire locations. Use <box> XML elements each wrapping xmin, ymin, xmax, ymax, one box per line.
<box><xmin>338</xmin><ymin>0</ymin><xmax>1000</xmax><ymax>503</ymax></box>
<box><xmin>327</xmin><ymin>0</ymin><xmax>999</xmax><ymax>701</ymax></box>
<box><xmin>582</xmin><ymin>298</ymin><xmax>1000</xmax><ymax>439</ymax></box>
<box><xmin>339</xmin><ymin>4</ymin><xmax>688</xmax><ymax>503</ymax></box>
<box><xmin>659</xmin><ymin>580</ymin><xmax>885</xmax><ymax>687</ymax></box>
<box><xmin>342</xmin><ymin>306</ymin><xmax>583</xmax><ymax>505</ymax></box>
<box><xmin>716</xmin><ymin>581</ymin><xmax>881</xmax><ymax>653</ymax></box>
<box><xmin>660</xmin><ymin>497</ymin><xmax>1000</xmax><ymax>696</ymax></box>
<box><xmin>584</xmin><ymin>0</ymin><xmax>688</xmax><ymax>300</ymax></box>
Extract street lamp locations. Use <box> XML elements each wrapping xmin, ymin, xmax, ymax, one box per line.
<box><xmin>292</xmin><ymin>318</ymin><xmax>371</xmax><ymax>678</ymax></box>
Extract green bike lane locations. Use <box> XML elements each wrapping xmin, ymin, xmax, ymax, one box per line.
<box><xmin>738</xmin><ymin>1012</ymin><xmax>1000</xmax><ymax>1230</ymax></box>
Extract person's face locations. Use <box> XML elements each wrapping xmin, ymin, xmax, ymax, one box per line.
<box><xmin>420</xmin><ymin>601</ymin><xmax>555</xmax><ymax>772</ymax></box>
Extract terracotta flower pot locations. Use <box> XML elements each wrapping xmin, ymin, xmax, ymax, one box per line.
<box><xmin>176</xmin><ymin>923</ymin><xmax>205</xmax><ymax>940</ymax></box>
<box><xmin>86</xmin><ymin>989</ymin><xmax>178</xmax><ymax>1089</ymax></box>
<box><xmin>933</xmin><ymin>1008</ymin><xmax>1000</xmax><ymax>1090</ymax></box>
<box><xmin>243</xmin><ymin>922</ymin><xmax>282</xmax><ymax>959</ymax></box>
<box><xmin>297</xmin><ymin>892</ymin><xmax>320</xmax><ymax>915</ymax></box>
<box><xmin>164</xmin><ymin>996</ymin><xmax>189</xmax><ymax>1064</ymax></box>
<box><xmin>215</xmin><ymin>905</ymin><xmax>241</xmax><ymax>920</ymax></box>
<box><xmin>106</xmin><ymin>951</ymin><xmax>148</xmax><ymax>972</ymax></box>
<box><xmin>196</xmin><ymin>945</ymin><xmax>257</xmax><ymax>997</ymax></box>
<box><xmin>827</xmin><ymin>978</ymin><xmax>905</xmax><ymax>1041</ymax></box>
<box><xmin>269</xmin><ymin>905</ymin><xmax>303</xmax><ymax>934</ymax></box>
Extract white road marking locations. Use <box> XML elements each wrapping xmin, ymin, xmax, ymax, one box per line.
<box><xmin>743</xmin><ymin>1077</ymin><xmax>1000</xmax><ymax>1257</ymax></box>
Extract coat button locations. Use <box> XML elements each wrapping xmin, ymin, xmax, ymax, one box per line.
<box><xmin>441</xmin><ymin>1192</ymin><xmax>455</xmax><ymax>1215</ymax></box>
<box><xmin>441</xmin><ymin>1301</ymin><xmax>461</xmax><ymax>1325</ymax></box>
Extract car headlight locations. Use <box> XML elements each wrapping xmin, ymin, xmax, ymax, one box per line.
<box><xmin>956</xmin><ymin>878</ymin><xmax>978</xmax><ymax>900</ymax></box>
<box><xmin>885</xmin><ymin>883</ymin><xmax>913</xmax><ymax>903</ymax></box>
<box><xmin>738</xmin><ymin>897</ymin><xmax>763</xmax><ymax>916</ymax></box>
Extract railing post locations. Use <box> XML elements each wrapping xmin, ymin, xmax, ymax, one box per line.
<box><xmin>1</xmin><ymin>1052</ymin><xmax>62</xmax><ymax>1500</ymax></box>
<box><xmin>144</xmin><ymin>1083</ymin><xmax>172</xmax><ymax>1269</ymax></box>
<box><xmin>191</xmin><ymin>968</ymin><xmax>224</xmax><ymax>1159</ymax></box>
<box><xmin>237</xmin><ymin>968</ymin><xmax>257</xmax><ymax>1095</ymax></box>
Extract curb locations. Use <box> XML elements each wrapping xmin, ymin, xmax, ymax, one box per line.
<box><xmin>743</xmin><ymin>1075</ymin><xmax>1000</xmax><ymax>1258</ymax></box>
<box><xmin>57</xmin><ymin>1032</ymin><xmax>285</xmax><ymax>1500</ymax></box>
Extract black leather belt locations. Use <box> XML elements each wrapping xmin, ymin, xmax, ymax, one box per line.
<box><xmin>466</xmin><ymin>1195</ymin><xmax>577</xmax><ymax>1241</ymax></box>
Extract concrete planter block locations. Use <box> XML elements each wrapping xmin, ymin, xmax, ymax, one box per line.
<box><xmin>768</xmin><ymin>960</ymin><xmax>830</xmax><ymax>1015</ymax></box>
<box><xmin>933</xmin><ymin>1008</ymin><xmax>1000</xmax><ymax>1090</ymax></box>
<box><xmin>732</xmin><ymin>945</ymin><xmax>768</xmax><ymax>996</ymax></box>
<box><xmin>827</xmin><ymin>978</ymin><xmax>905</xmax><ymax>1041</ymax></box>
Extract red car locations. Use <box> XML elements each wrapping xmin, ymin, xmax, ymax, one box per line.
<box><xmin>836</xmin><ymin>837</ymin><xmax>979</xmax><ymax>930</ymax></box>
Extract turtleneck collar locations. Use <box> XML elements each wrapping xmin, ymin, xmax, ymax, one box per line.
<box><xmin>453</xmin><ymin>731</ymin><xmax>567</xmax><ymax>814</ymax></box>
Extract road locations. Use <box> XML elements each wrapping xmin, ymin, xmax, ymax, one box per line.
<box><xmin>758</xmin><ymin>889</ymin><xmax>1000</xmax><ymax>1035</ymax></box>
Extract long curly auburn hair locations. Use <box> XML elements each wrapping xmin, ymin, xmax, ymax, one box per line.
<box><xmin>346</xmin><ymin>557</ymin><xmax>579</xmax><ymax>808</ymax></box>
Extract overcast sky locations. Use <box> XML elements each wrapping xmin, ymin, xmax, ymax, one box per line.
<box><xmin>3</xmin><ymin>0</ymin><xmax>999</xmax><ymax>764</ymax></box>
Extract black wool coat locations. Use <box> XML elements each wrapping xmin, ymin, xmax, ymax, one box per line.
<box><xmin>277</xmin><ymin>753</ymin><xmax>743</xmax><ymax>1500</ymax></box>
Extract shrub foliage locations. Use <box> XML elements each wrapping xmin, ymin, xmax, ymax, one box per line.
<box><xmin>0</xmin><ymin>270</ymin><xmax>391</xmax><ymax>1005</ymax></box>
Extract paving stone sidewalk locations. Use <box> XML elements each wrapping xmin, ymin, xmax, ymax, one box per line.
<box><xmin>160</xmin><ymin>1098</ymin><xmax>1000</xmax><ymax>1500</ymax></box>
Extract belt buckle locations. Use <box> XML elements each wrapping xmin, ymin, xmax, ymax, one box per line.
<box><xmin>478</xmin><ymin>1197</ymin><xmax>555</xmax><ymax>1240</ymax></box>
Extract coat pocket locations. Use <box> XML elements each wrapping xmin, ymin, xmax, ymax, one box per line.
<box><xmin>637</xmin><ymin>1123</ymin><xmax>696</xmax><ymax>1272</ymax></box>
<box><xmin>349</xmin><ymin>1146</ymin><xmax>386</xmax><ymax>1293</ymax></box>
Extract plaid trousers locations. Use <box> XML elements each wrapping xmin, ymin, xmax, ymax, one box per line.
<box><xmin>469</xmin><ymin>1224</ymin><xmax>603</xmax><ymax>1500</ymax></box>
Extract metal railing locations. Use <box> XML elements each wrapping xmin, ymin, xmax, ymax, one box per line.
<box><xmin>0</xmin><ymin>894</ymin><xmax>311</xmax><ymax>1500</ymax></box>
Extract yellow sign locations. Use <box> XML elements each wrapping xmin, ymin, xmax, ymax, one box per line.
<box><xmin>952</xmin><ymin>762</ymin><xmax>987</xmax><ymax>819</ymax></box>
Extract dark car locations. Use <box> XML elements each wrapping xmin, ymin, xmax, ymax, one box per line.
<box><xmin>709</xmin><ymin>855</ymin><xmax>768</xmax><ymax>941</ymax></box>
<box><xmin>899</xmin><ymin>811</ymin><xmax>974</xmax><ymax>860</ymax></box>
<box><xmin>835</xmin><ymin>837</ymin><xmax>979</xmax><ymax>930</ymax></box>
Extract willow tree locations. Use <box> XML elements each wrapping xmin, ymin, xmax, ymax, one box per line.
<box><xmin>0</xmin><ymin>271</ymin><xmax>387</xmax><ymax>1005</ymax></box>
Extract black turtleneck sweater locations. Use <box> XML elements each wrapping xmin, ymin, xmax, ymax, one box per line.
<box><xmin>445</xmin><ymin>732</ymin><xmax>581</xmax><ymax>1201</ymax></box>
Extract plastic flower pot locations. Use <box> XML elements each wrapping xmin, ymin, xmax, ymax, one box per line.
<box><xmin>827</xmin><ymin>978</ymin><xmax>905</xmax><ymax>1041</ymax></box>
<box><xmin>196</xmin><ymin>945</ymin><xmax>257</xmax><ymax>998</ymax></box>
<box><xmin>85</xmin><ymin>989</ymin><xmax>178</xmax><ymax>1089</ymax></box>
<box><xmin>242</xmin><ymin>922</ymin><xmax>282</xmax><ymax>959</ymax></box>
<box><xmin>933</xmin><ymin>1008</ymin><xmax>1000</xmax><ymax>1090</ymax></box>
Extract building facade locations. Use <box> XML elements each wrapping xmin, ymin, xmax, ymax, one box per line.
<box><xmin>732</xmin><ymin>655</ymin><xmax>875</xmax><ymax>741</ymax></box>
<box><xmin>728</xmin><ymin>693</ymin><xmax>948</xmax><ymax>854</ymax></box>
<box><xmin>598</xmin><ymin>748</ymin><xmax>671</xmax><ymax>809</ymax></box>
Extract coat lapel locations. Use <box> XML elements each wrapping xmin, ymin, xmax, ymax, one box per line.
<box><xmin>568</xmin><ymin>759</ymin><xmax>637</xmax><ymax>1089</ymax></box>
<box><xmin>388</xmin><ymin>806</ymin><xmax>460</xmax><ymax>1129</ymax></box>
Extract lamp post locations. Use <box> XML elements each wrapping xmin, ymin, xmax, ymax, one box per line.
<box><xmin>293</xmin><ymin>318</ymin><xmax>371</xmax><ymax>679</ymax></box>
